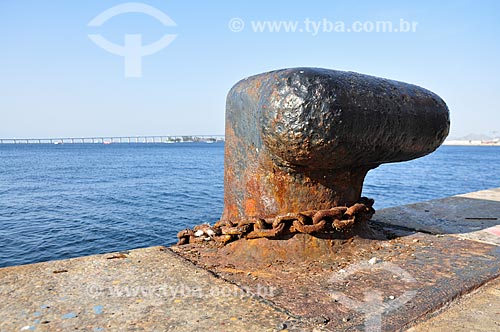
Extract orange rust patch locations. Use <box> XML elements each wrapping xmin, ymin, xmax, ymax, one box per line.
<box><xmin>245</xmin><ymin>198</ymin><xmax>257</xmax><ymax>216</ymax></box>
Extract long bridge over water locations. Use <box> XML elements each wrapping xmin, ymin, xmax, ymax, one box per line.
<box><xmin>0</xmin><ymin>135</ymin><xmax>225</xmax><ymax>144</ymax></box>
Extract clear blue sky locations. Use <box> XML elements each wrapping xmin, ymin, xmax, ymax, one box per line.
<box><xmin>1</xmin><ymin>0</ymin><xmax>499</xmax><ymax>138</ymax></box>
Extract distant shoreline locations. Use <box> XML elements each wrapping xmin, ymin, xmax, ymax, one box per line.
<box><xmin>443</xmin><ymin>141</ymin><xmax>500</xmax><ymax>147</ymax></box>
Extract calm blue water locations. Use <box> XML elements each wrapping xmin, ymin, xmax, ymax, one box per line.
<box><xmin>0</xmin><ymin>143</ymin><xmax>498</xmax><ymax>267</ymax></box>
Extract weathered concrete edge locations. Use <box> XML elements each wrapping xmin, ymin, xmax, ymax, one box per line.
<box><xmin>406</xmin><ymin>275</ymin><xmax>500</xmax><ymax>331</ymax></box>
<box><xmin>402</xmin><ymin>272</ymin><xmax>500</xmax><ymax>331</ymax></box>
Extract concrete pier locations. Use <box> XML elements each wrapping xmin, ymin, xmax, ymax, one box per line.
<box><xmin>1</xmin><ymin>188</ymin><xmax>499</xmax><ymax>331</ymax></box>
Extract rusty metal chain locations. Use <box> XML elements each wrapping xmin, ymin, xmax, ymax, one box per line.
<box><xmin>177</xmin><ymin>197</ymin><xmax>375</xmax><ymax>246</ymax></box>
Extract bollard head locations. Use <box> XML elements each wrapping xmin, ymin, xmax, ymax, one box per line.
<box><xmin>221</xmin><ymin>68</ymin><xmax>449</xmax><ymax>223</ymax></box>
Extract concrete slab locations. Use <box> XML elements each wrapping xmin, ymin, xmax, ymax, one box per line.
<box><xmin>374</xmin><ymin>188</ymin><xmax>500</xmax><ymax>245</ymax></box>
<box><xmin>0</xmin><ymin>246</ymin><xmax>317</xmax><ymax>332</ymax></box>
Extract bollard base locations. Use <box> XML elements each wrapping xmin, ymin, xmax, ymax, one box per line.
<box><xmin>174</xmin><ymin>221</ymin><xmax>386</xmax><ymax>267</ymax></box>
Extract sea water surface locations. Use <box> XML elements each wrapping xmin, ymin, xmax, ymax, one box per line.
<box><xmin>0</xmin><ymin>143</ymin><xmax>499</xmax><ymax>267</ymax></box>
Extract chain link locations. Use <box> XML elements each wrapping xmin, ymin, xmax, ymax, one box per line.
<box><xmin>177</xmin><ymin>197</ymin><xmax>375</xmax><ymax>245</ymax></box>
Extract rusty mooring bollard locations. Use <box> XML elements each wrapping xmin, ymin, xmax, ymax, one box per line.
<box><xmin>178</xmin><ymin>68</ymin><xmax>449</xmax><ymax>245</ymax></box>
